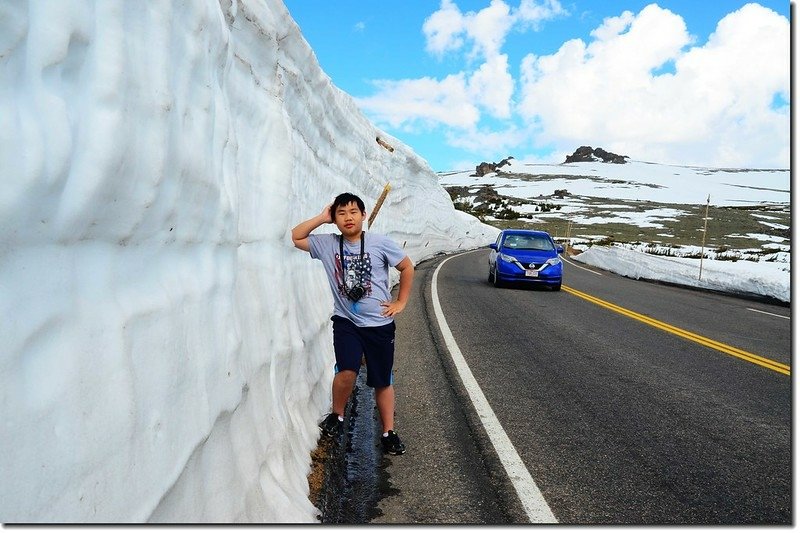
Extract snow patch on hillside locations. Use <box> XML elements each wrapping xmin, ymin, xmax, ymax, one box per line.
<box><xmin>441</xmin><ymin>160</ymin><xmax>789</xmax><ymax>206</ymax></box>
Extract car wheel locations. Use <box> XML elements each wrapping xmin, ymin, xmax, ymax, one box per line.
<box><xmin>492</xmin><ymin>268</ymin><xmax>502</xmax><ymax>288</ymax></box>
<box><xmin>488</xmin><ymin>269</ymin><xmax>494</xmax><ymax>283</ymax></box>
<box><xmin>552</xmin><ymin>282</ymin><xmax>562</xmax><ymax>291</ymax></box>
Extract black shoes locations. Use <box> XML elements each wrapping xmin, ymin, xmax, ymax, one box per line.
<box><xmin>381</xmin><ymin>430</ymin><xmax>406</xmax><ymax>455</ymax></box>
<box><xmin>319</xmin><ymin>413</ymin><xmax>343</xmax><ymax>438</ymax></box>
<box><xmin>319</xmin><ymin>414</ymin><xmax>405</xmax><ymax>455</ymax></box>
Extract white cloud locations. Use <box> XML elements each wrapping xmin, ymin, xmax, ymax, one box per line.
<box><xmin>423</xmin><ymin>0</ymin><xmax>565</xmax><ymax>60</ymax></box>
<box><xmin>589</xmin><ymin>10</ymin><xmax>635</xmax><ymax>41</ymax></box>
<box><xmin>467</xmin><ymin>54</ymin><xmax>514</xmax><ymax>117</ymax></box>
<box><xmin>367</xmin><ymin>1</ymin><xmax>566</xmax><ymax>131</ymax></box>
<box><xmin>445</xmin><ymin>123</ymin><xmax>531</xmax><ymax>153</ymax></box>
<box><xmin>464</xmin><ymin>0</ymin><xmax>514</xmax><ymax>59</ymax></box>
<box><xmin>423</xmin><ymin>0</ymin><xmax>466</xmax><ymax>56</ymax></box>
<box><xmin>354</xmin><ymin>21</ymin><xmax>365</xmax><ymax>32</ymax></box>
<box><xmin>518</xmin><ymin>3</ymin><xmax>789</xmax><ymax>168</ymax></box>
<box><xmin>355</xmin><ymin>52</ymin><xmax>515</xmax><ymax>130</ymax></box>
<box><xmin>516</xmin><ymin>0</ymin><xmax>568</xmax><ymax>31</ymax></box>
<box><xmin>354</xmin><ymin>74</ymin><xmax>480</xmax><ymax>129</ymax></box>
<box><xmin>360</xmin><ymin>2</ymin><xmax>788</xmax><ymax>169</ymax></box>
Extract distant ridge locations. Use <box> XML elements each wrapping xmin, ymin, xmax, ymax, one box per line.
<box><xmin>565</xmin><ymin>146</ymin><xmax>628</xmax><ymax>164</ymax></box>
<box><xmin>471</xmin><ymin>156</ymin><xmax>515</xmax><ymax>177</ymax></box>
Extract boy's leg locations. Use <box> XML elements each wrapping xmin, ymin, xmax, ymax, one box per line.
<box><xmin>374</xmin><ymin>385</ymin><xmax>395</xmax><ymax>433</ymax></box>
<box><xmin>332</xmin><ymin>370</ymin><xmax>357</xmax><ymax>416</ymax></box>
<box><xmin>330</xmin><ymin>317</ymin><xmax>364</xmax><ymax>416</ymax></box>
<box><xmin>362</xmin><ymin>321</ymin><xmax>397</xmax><ymax>433</ymax></box>
<box><xmin>364</xmin><ymin>323</ymin><xmax>406</xmax><ymax>455</ymax></box>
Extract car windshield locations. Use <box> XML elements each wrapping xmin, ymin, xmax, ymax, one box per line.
<box><xmin>502</xmin><ymin>234</ymin><xmax>554</xmax><ymax>251</ymax></box>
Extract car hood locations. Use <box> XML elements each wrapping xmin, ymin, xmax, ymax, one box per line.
<box><xmin>500</xmin><ymin>248</ymin><xmax>557</xmax><ymax>262</ymax></box>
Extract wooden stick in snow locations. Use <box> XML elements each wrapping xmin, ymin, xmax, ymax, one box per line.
<box><xmin>376</xmin><ymin>137</ymin><xmax>395</xmax><ymax>152</ymax></box>
<box><xmin>368</xmin><ymin>183</ymin><xmax>391</xmax><ymax>228</ymax></box>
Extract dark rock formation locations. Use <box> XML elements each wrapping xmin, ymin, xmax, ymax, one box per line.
<box><xmin>473</xmin><ymin>185</ymin><xmax>503</xmax><ymax>206</ymax></box>
<box><xmin>474</xmin><ymin>162</ymin><xmax>495</xmax><ymax>177</ymax></box>
<box><xmin>472</xmin><ymin>156</ymin><xmax>515</xmax><ymax>177</ymax></box>
<box><xmin>564</xmin><ymin>146</ymin><xmax>628</xmax><ymax>164</ymax></box>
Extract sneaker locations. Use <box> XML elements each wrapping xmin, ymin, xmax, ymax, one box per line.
<box><xmin>381</xmin><ymin>430</ymin><xmax>406</xmax><ymax>455</ymax></box>
<box><xmin>319</xmin><ymin>413</ymin><xmax>343</xmax><ymax>438</ymax></box>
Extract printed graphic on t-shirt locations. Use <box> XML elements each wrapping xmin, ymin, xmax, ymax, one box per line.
<box><xmin>335</xmin><ymin>252</ymin><xmax>373</xmax><ymax>298</ymax></box>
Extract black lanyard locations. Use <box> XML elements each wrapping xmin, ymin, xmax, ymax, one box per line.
<box><xmin>339</xmin><ymin>232</ymin><xmax>365</xmax><ymax>274</ymax></box>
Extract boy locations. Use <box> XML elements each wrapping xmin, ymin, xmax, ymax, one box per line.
<box><xmin>291</xmin><ymin>192</ymin><xmax>414</xmax><ymax>455</ymax></box>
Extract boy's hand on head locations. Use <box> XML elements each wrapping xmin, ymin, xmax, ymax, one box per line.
<box><xmin>380</xmin><ymin>300</ymin><xmax>406</xmax><ymax>317</ymax></box>
<box><xmin>320</xmin><ymin>203</ymin><xmax>333</xmax><ymax>223</ymax></box>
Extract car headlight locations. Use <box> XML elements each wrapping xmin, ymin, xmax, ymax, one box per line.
<box><xmin>499</xmin><ymin>253</ymin><xmax>517</xmax><ymax>263</ymax></box>
<box><xmin>545</xmin><ymin>257</ymin><xmax>562</xmax><ymax>266</ymax></box>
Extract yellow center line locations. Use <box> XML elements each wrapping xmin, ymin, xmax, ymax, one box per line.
<box><xmin>562</xmin><ymin>285</ymin><xmax>790</xmax><ymax>376</ymax></box>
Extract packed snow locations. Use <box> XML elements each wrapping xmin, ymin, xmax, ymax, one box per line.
<box><xmin>0</xmin><ymin>0</ymin><xmax>497</xmax><ymax>523</ymax></box>
<box><xmin>0</xmin><ymin>0</ymin><xmax>789</xmax><ymax>525</ymax></box>
<box><xmin>570</xmin><ymin>245</ymin><xmax>789</xmax><ymax>303</ymax></box>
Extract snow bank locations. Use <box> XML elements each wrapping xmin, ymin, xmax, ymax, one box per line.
<box><xmin>0</xmin><ymin>0</ymin><xmax>497</xmax><ymax>523</ymax></box>
<box><xmin>572</xmin><ymin>245</ymin><xmax>789</xmax><ymax>303</ymax></box>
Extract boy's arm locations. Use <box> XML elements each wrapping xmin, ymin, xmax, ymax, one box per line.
<box><xmin>291</xmin><ymin>204</ymin><xmax>332</xmax><ymax>252</ymax></box>
<box><xmin>380</xmin><ymin>256</ymin><xmax>414</xmax><ymax>317</ymax></box>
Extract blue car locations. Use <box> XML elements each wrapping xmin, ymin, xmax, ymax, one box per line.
<box><xmin>488</xmin><ymin>229</ymin><xmax>564</xmax><ymax>290</ymax></box>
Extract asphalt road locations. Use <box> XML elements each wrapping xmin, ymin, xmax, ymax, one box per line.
<box><xmin>371</xmin><ymin>248</ymin><xmax>791</xmax><ymax>525</ymax></box>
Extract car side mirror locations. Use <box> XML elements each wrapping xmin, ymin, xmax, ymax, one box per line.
<box><xmin>489</xmin><ymin>243</ymin><xmax>497</xmax><ymax>250</ymax></box>
<box><xmin>556</xmin><ymin>245</ymin><xmax>564</xmax><ymax>254</ymax></box>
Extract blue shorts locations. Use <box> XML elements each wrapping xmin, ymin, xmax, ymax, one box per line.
<box><xmin>331</xmin><ymin>315</ymin><xmax>396</xmax><ymax>388</ymax></box>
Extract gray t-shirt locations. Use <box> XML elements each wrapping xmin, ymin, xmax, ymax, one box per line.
<box><xmin>308</xmin><ymin>231</ymin><xmax>407</xmax><ymax>327</ymax></box>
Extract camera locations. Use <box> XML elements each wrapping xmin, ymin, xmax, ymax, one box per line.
<box><xmin>345</xmin><ymin>284</ymin><xmax>365</xmax><ymax>302</ymax></box>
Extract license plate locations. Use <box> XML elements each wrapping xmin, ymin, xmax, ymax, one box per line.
<box><xmin>525</xmin><ymin>269</ymin><xmax>538</xmax><ymax>277</ymax></box>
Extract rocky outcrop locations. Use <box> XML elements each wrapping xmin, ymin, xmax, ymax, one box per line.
<box><xmin>565</xmin><ymin>146</ymin><xmax>628</xmax><ymax>164</ymax></box>
<box><xmin>472</xmin><ymin>156</ymin><xmax>514</xmax><ymax>177</ymax></box>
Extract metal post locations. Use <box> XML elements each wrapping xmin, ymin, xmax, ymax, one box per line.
<box><xmin>699</xmin><ymin>195</ymin><xmax>710</xmax><ymax>280</ymax></box>
<box><xmin>566</xmin><ymin>220</ymin><xmax>573</xmax><ymax>248</ymax></box>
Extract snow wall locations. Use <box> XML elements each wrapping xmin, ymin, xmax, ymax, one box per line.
<box><xmin>0</xmin><ymin>0</ymin><xmax>498</xmax><ymax>523</ymax></box>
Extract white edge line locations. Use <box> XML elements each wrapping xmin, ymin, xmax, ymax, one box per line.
<box><xmin>747</xmin><ymin>307</ymin><xmax>790</xmax><ymax>320</ymax></box>
<box><xmin>431</xmin><ymin>251</ymin><xmax>558</xmax><ymax>524</ymax></box>
<box><xmin>561</xmin><ymin>254</ymin><xmax>603</xmax><ymax>275</ymax></box>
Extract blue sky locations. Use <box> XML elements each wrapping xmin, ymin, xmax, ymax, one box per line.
<box><xmin>284</xmin><ymin>1</ymin><xmax>790</xmax><ymax>171</ymax></box>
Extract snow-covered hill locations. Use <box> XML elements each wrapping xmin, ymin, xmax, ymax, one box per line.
<box><xmin>440</xmin><ymin>159</ymin><xmax>790</xmax><ymax>302</ymax></box>
<box><xmin>0</xmin><ymin>0</ymin><xmax>497</xmax><ymax>523</ymax></box>
<box><xmin>441</xmin><ymin>159</ymin><xmax>789</xmax><ymax>207</ymax></box>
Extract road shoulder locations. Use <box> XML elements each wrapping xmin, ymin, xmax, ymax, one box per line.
<box><xmin>370</xmin><ymin>252</ymin><xmax>524</xmax><ymax>524</ymax></box>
